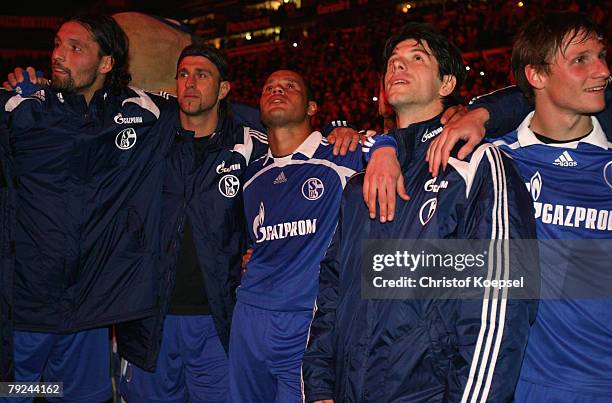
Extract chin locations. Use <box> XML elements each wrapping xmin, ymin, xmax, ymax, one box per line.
<box><xmin>579</xmin><ymin>102</ymin><xmax>606</xmax><ymax>115</ymax></box>
<box><xmin>261</xmin><ymin>114</ymin><xmax>287</xmax><ymax>127</ymax></box>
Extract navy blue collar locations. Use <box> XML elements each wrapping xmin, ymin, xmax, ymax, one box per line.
<box><xmin>391</xmin><ymin>113</ymin><xmax>444</xmax><ymax>168</ymax></box>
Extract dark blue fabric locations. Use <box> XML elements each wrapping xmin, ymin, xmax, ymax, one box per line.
<box><xmin>6</xmin><ymin>86</ymin><xmax>176</xmax><ymax>334</ymax></box>
<box><xmin>228</xmin><ymin>302</ymin><xmax>313</xmax><ymax>403</ymax></box>
<box><xmin>120</xmin><ymin>315</ymin><xmax>228</xmax><ymax>403</ymax></box>
<box><xmin>303</xmin><ymin>114</ymin><xmax>538</xmax><ymax>402</ymax></box>
<box><xmin>10</xmin><ymin>328</ymin><xmax>112</xmax><ymax>403</ymax></box>
<box><xmin>116</xmin><ymin>116</ymin><xmax>268</xmax><ymax>372</ymax></box>
<box><xmin>0</xmin><ymin>89</ymin><xmax>16</xmax><ymax>381</ymax></box>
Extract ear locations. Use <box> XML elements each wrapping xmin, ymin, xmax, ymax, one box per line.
<box><xmin>525</xmin><ymin>64</ymin><xmax>547</xmax><ymax>90</ymax></box>
<box><xmin>307</xmin><ymin>100</ymin><xmax>318</xmax><ymax>117</ymax></box>
<box><xmin>218</xmin><ymin>81</ymin><xmax>230</xmax><ymax>101</ymax></box>
<box><xmin>439</xmin><ymin>74</ymin><xmax>457</xmax><ymax>97</ymax></box>
<box><xmin>98</xmin><ymin>55</ymin><xmax>113</xmax><ymax>75</ymax></box>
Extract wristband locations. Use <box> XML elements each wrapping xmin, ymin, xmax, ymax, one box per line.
<box><xmin>321</xmin><ymin>120</ymin><xmax>358</xmax><ymax>137</ymax></box>
<box><xmin>362</xmin><ymin>134</ymin><xmax>398</xmax><ymax>162</ymax></box>
<box><xmin>13</xmin><ymin>71</ymin><xmax>44</xmax><ymax>97</ymax></box>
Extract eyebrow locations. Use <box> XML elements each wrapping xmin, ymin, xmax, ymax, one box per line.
<box><xmin>566</xmin><ymin>44</ymin><xmax>607</xmax><ymax>58</ymax></box>
<box><xmin>404</xmin><ymin>47</ymin><xmax>431</xmax><ymax>56</ymax></box>
<box><xmin>55</xmin><ymin>36</ymin><xmax>87</xmax><ymax>47</ymax></box>
<box><xmin>390</xmin><ymin>46</ymin><xmax>432</xmax><ymax>61</ymax></box>
<box><xmin>179</xmin><ymin>67</ymin><xmax>213</xmax><ymax>74</ymax></box>
<box><xmin>269</xmin><ymin>78</ymin><xmax>300</xmax><ymax>84</ymax></box>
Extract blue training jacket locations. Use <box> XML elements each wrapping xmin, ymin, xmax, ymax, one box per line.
<box><xmin>303</xmin><ymin>114</ymin><xmax>538</xmax><ymax>402</ymax></box>
<box><xmin>116</xmin><ymin>111</ymin><xmax>268</xmax><ymax>371</ymax></box>
<box><xmin>6</xmin><ymin>86</ymin><xmax>176</xmax><ymax>333</ymax></box>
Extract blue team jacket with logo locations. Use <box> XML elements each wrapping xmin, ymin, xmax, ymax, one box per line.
<box><xmin>303</xmin><ymin>115</ymin><xmax>538</xmax><ymax>403</ymax></box>
<box><xmin>0</xmin><ymin>86</ymin><xmax>177</xmax><ymax>336</ymax></box>
<box><xmin>492</xmin><ymin>114</ymin><xmax>612</xmax><ymax>396</ymax></box>
<box><xmin>116</xmin><ymin>115</ymin><xmax>268</xmax><ymax>371</ymax></box>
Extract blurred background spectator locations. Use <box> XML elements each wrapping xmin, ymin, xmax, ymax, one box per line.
<box><xmin>1</xmin><ymin>0</ymin><xmax>610</xmax><ymax>131</ymax></box>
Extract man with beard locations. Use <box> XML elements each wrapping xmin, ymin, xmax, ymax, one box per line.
<box><xmin>0</xmin><ymin>14</ymin><xmax>177</xmax><ymax>400</ymax></box>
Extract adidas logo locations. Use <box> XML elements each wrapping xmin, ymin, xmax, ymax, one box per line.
<box><xmin>553</xmin><ymin>151</ymin><xmax>577</xmax><ymax>167</ymax></box>
<box><xmin>273</xmin><ymin>171</ymin><xmax>287</xmax><ymax>184</ymax></box>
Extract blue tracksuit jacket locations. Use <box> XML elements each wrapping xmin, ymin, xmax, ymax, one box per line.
<box><xmin>116</xmin><ymin>113</ymin><xmax>268</xmax><ymax>371</ymax></box>
<box><xmin>303</xmin><ymin>114</ymin><xmax>538</xmax><ymax>402</ymax></box>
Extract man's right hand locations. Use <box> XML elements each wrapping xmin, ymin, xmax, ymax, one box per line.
<box><xmin>426</xmin><ymin>107</ymin><xmax>490</xmax><ymax>178</ymax></box>
<box><xmin>363</xmin><ymin>147</ymin><xmax>409</xmax><ymax>223</ymax></box>
<box><xmin>313</xmin><ymin>400</ymin><xmax>334</xmax><ymax>403</ymax></box>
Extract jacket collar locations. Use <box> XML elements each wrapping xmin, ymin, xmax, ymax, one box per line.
<box><xmin>176</xmin><ymin>115</ymin><xmax>230</xmax><ymax>149</ymax></box>
<box><xmin>517</xmin><ymin>111</ymin><xmax>609</xmax><ymax>150</ymax></box>
<box><xmin>391</xmin><ymin>113</ymin><xmax>444</xmax><ymax>168</ymax></box>
<box><xmin>393</xmin><ymin>113</ymin><xmax>444</xmax><ymax>147</ymax></box>
<box><xmin>263</xmin><ymin>131</ymin><xmax>322</xmax><ymax>165</ymax></box>
<box><xmin>52</xmin><ymin>86</ymin><xmax>119</xmax><ymax>120</ymax></box>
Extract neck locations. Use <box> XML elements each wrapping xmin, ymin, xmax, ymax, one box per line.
<box><xmin>395</xmin><ymin>101</ymin><xmax>443</xmax><ymax>129</ymax></box>
<box><xmin>81</xmin><ymin>86</ymin><xmax>100</xmax><ymax>106</ymax></box>
<box><xmin>80</xmin><ymin>76</ymin><xmax>106</xmax><ymax>106</ymax></box>
<box><xmin>267</xmin><ymin>121</ymin><xmax>312</xmax><ymax>157</ymax></box>
<box><xmin>180</xmin><ymin>107</ymin><xmax>219</xmax><ymax>137</ymax></box>
<box><xmin>530</xmin><ymin>101</ymin><xmax>593</xmax><ymax>141</ymax></box>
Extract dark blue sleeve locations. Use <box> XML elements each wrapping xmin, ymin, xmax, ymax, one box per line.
<box><xmin>302</xmin><ymin>191</ymin><xmax>347</xmax><ymax>402</ymax></box>
<box><xmin>468</xmin><ymin>86</ymin><xmax>533</xmax><ymax>138</ymax></box>
<box><xmin>362</xmin><ymin>134</ymin><xmax>398</xmax><ymax>163</ymax></box>
<box><xmin>447</xmin><ymin>146</ymin><xmax>538</xmax><ymax>402</ymax></box>
<box><xmin>230</xmin><ymin>102</ymin><xmax>265</xmax><ymax>133</ymax></box>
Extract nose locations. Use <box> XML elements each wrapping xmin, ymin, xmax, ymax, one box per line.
<box><xmin>271</xmin><ymin>85</ymin><xmax>284</xmax><ymax>94</ymax></box>
<box><xmin>52</xmin><ymin>46</ymin><xmax>65</xmax><ymax>63</ymax></box>
<box><xmin>185</xmin><ymin>74</ymin><xmax>196</xmax><ymax>88</ymax></box>
<box><xmin>391</xmin><ymin>58</ymin><xmax>405</xmax><ymax>74</ymax></box>
<box><xmin>593</xmin><ymin>57</ymin><xmax>610</xmax><ymax>80</ymax></box>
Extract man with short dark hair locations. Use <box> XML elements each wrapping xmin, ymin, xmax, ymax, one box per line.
<box><xmin>303</xmin><ymin>22</ymin><xmax>537</xmax><ymax>403</ymax></box>
<box><xmin>229</xmin><ymin>69</ymin><xmax>363</xmax><ymax>403</ymax></box>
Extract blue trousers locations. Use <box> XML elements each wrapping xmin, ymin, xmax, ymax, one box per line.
<box><xmin>228</xmin><ymin>302</ymin><xmax>313</xmax><ymax>403</ymax></box>
<box><xmin>120</xmin><ymin>315</ymin><xmax>228</xmax><ymax>403</ymax></box>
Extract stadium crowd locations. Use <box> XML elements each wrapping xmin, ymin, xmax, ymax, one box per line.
<box><xmin>227</xmin><ymin>0</ymin><xmax>610</xmax><ymax>130</ymax></box>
